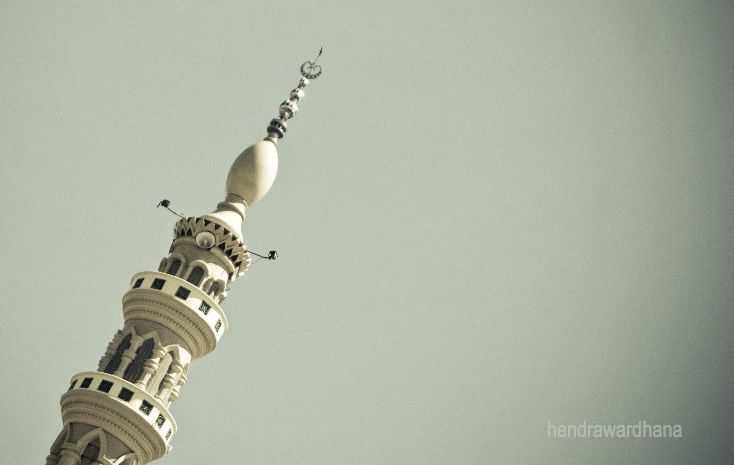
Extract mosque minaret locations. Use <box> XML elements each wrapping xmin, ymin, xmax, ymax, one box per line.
<box><xmin>45</xmin><ymin>52</ymin><xmax>324</xmax><ymax>465</ymax></box>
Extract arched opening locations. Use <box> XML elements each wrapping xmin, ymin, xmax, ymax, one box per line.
<box><xmin>186</xmin><ymin>266</ymin><xmax>205</xmax><ymax>286</ymax></box>
<box><xmin>168</xmin><ymin>259</ymin><xmax>182</xmax><ymax>277</ymax></box>
<box><xmin>79</xmin><ymin>437</ymin><xmax>101</xmax><ymax>465</ymax></box>
<box><xmin>123</xmin><ymin>338</ymin><xmax>154</xmax><ymax>383</ymax></box>
<box><xmin>208</xmin><ymin>281</ymin><xmax>220</xmax><ymax>297</ymax></box>
<box><xmin>104</xmin><ymin>334</ymin><xmax>132</xmax><ymax>374</ymax></box>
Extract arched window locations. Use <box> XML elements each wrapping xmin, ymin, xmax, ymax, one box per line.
<box><xmin>208</xmin><ymin>282</ymin><xmax>220</xmax><ymax>297</ymax></box>
<box><xmin>186</xmin><ymin>266</ymin><xmax>205</xmax><ymax>286</ymax></box>
<box><xmin>123</xmin><ymin>338</ymin><xmax>154</xmax><ymax>383</ymax></box>
<box><xmin>104</xmin><ymin>334</ymin><xmax>132</xmax><ymax>374</ymax></box>
<box><xmin>168</xmin><ymin>259</ymin><xmax>182</xmax><ymax>277</ymax></box>
<box><xmin>80</xmin><ymin>438</ymin><xmax>101</xmax><ymax>465</ymax></box>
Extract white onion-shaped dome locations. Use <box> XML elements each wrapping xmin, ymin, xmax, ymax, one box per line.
<box><xmin>226</xmin><ymin>139</ymin><xmax>279</xmax><ymax>207</ymax></box>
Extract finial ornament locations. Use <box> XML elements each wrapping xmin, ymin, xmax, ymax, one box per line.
<box><xmin>300</xmin><ymin>46</ymin><xmax>324</xmax><ymax>79</ymax></box>
<box><xmin>267</xmin><ymin>47</ymin><xmax>324</xmax><ymax>139</ymax></box>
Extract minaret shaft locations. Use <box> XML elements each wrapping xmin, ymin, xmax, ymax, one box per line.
<box><xmin>46</xmin><ymin>52</ymin><xmax>323</xmax><ymax>465</ymax></box>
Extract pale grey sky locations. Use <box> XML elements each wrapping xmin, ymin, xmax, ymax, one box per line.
<box><xmin>1</xmin><ymin>1</ymin><xmax>733</xmax><ymax>464</ymax></box>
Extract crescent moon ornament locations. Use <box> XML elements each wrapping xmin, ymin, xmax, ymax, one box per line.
<box><xmin>300</xmin><ymin>46</ymin><xmax>324</xmax><ymax>79</ymax></box>
<box><xmin>267</xmin><ymin>47</ymin><xmax>324</xmax><ymax>139</ymax></box>
<box><xmin>300</xmin><ymin>61</ymin><xmax>322</xmax><ymax>79</ymax></box>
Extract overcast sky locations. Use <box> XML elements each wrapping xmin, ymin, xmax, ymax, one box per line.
<box><xmin>1</xmin><ymin>2</ymin><xmax>733</xmax><ymax>464</ymax></box>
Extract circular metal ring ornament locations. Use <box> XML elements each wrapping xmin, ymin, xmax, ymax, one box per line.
<box><xmin>300</xmin><ymin>61</ymin><xmax>322</xmax><ymax>79</ymax></box>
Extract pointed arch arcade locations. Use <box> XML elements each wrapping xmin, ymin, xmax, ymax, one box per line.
<box><xmin>123</xmin><ymin>338</ymin><xmax>154</xmax><ymax>383</ymax></box>
<box><xmin>103</xmin><ymin>334</ymin><xmax>132</xmax><ymax>375</ymax></box>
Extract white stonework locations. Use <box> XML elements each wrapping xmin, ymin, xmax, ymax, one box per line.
<box><xmin>46</xmin><ymin>138</ymin><xmax>277</xmax><ymax>465</ymax></box>
<box><xmin>46</xmin><ymin>58</ymin><xmax>320</xmax><ymax>464</ymax></box>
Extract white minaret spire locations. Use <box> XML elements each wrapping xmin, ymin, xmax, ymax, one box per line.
<box><xmin>46</xmin><ymin>51</ymin><xmax>323</xmax><ymax>465</ymax></box>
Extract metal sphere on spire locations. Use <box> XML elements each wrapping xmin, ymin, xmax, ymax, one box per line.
<box><xmin>215</xmin><ymin>49</ymin><xmax>325</xmax><ymax>233</ymax></box>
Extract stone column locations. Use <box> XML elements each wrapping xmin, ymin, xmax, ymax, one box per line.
<box><xmin>155</xmin><ymin>360</ymin><xmax>183</xmax><ymax>403</ymax></box>
<box><xmin>137</xmin><ymin>345</ymin><xmax>167</xmax><ymax>389</ymax></box>
<box><xmin>168</xmin><ymin>369</ymin><xmax>188</xmax><ymax>406</ymax></box>
<box><xmin>114</xmin><ymin>339</ymin><xmax>142</xmax><ymax>378</ymax></box>
<box><xmin>57</xmin><ymin>448</ymin><xmax>80</xmax><ymax>465</ymax></box>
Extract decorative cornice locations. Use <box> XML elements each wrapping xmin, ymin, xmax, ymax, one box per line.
<box><xmin>60</xmin><ymin>380</ymin><xmax>174</xmax><ymax>464</ymax></box>
<box><xmin>122</xmin><ymin>271</ymin><xmax>228</xmax><ymax>359</ymax></box>
<box><xmin>124</xmin><ymin>299</ymin><xmax>206</xmax><ymax>355</ymax></box>
<box><xmin>172</xmin><ymin>217</ymin><xmax>251</xmax><ymax>275</ymax></box>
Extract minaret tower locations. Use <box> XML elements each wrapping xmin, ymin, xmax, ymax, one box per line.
<box><xmin>46</xmin><ymin>52</ymin><xmax>324</xmax><ymax>465</ymax></box>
